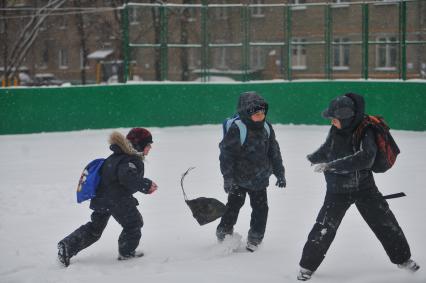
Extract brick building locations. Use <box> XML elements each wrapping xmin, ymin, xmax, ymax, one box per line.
<box><xmin>1</xmin><ymin>0</ymin><xmax>425</xmax><ymax>85</ymax></box>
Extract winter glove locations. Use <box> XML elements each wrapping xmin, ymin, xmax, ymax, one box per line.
<box><xmin>313</xmin><ymin>163</ymin><xmax>329</xmax><ymax>173</ymax></box>
<box><xmin>275</xmin><ymin>176</ymin><xmax>286</xmax><ymax>188</ymax></box>
<box><xmin>148</xmin><ymin>181</ymin><xmax>158</xmax><ymax>194</ymax></box>
<box><xmin>224</xmin><ymin>179</ymin><xmax>234</xmax><ymax>193</ymax></box>
<box><xmin>306</xmin><ymin>154</ymin><xmax>314</xmax><ymax>163</ymax></box>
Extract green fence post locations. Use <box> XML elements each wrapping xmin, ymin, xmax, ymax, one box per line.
<box><xmin>362</xmin><ymin>2</ymin><xmax>369</xmax><ymax>80</ymax></box>
<box><xmin>399</xmin><ymin>0</ymin><xmax>407</xmax><ymax>80</ymax></box>
<box><xmin>242</xmin><ymin>4</ymin><xmax>250</xmax><ymax>82</ymax></box>
<box><xmin>325</xmin><ymin>2</ymin><xmax>332</xmax><ymax>80</ymax></box>
<box><xmin>121</xmin><ymin>4</ymin><xmax>130</xmax><ymax>83</ymax></box>
<box><xmin>286</xmin><ymin>5</ymin><xmax>292</xmax><ymax>81</ymax></box>
<box><xmin>159</xmin><ymin>4</ymin><xmax>168</xmax><ymax>81</ymax></box>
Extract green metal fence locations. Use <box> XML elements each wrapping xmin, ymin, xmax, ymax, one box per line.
<box><xmin>121</xmin><ymin>0</ymin><xmax>426</xmax><ymax>82</ymax></box>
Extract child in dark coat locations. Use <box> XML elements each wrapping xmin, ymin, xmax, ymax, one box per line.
<box><xmin>57</xmin><ymin>128</ymin><xmax>157</xmax><ymax>267</ymax></box>
<box><xmin>216</xmin><ymin>91</ymin><xmax>286</xmax><ymax>252</ymax></box>
<box><xmin>297</xmin><ymin>93</ymin><xmax>419</xmax><ymax>281</ymax></box>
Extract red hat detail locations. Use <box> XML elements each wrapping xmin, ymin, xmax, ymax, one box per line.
<box><xmin>126</xmin><ymin>128</ymin><xmax>153</xmax><ymax>151</ymax></box>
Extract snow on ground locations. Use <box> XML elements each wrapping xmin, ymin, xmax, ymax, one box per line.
<box><xmin>0</xmin><ymin>124</ymin><xmax>425</xmax><ymax>283</ymax></box>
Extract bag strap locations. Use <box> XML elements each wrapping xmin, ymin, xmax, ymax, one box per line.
<box><xmin>226</xmin><ymin>117</ymin><xmax>271</xmax><ymax>146</ymax></box>
<box><xmin>234</xmin><ymin>120</ymin><xmax>248</xmax><ymax>145</ymax></box>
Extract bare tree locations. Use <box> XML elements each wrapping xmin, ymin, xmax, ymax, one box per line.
<box><xmin>73</xmin><ymin>0</ymin><xmax>89</xmax><ymax>85</ymax></box>
<box><xmin>1</xmin><ymin>0</ymin><xmax>67</xmax><ymax>83</ymax></box>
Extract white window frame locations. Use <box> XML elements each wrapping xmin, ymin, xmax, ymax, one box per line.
<box><xmin>332</xmin><ymin>0</ymin><xmax>350</xmax><ymax>8</ymax></box>
<box><xmin>375</xmin><ymin>36</ymin><xmax>397</xmax><ymax>71</ymax></box>
<box><xmin>129</xmin><ymin>6</ymin><xmax>139</xmax><ymax>25</ymax></box>
<box><xmin>291</xmin><ymin>0</ymin><xmax>307</xmax><ymax>11</ymax></box>
<box><xmin>251</xmin><ymin>0</ymin><xmax>265</xmax><ymax>18</ymax></box>
<box><xmin>375</xmin><ymin>0</ymin><xmax>399</xmax><ymax>6</ymax></box>
<box><xmin>291</xmin><ymin>38</ymin><xmax>307</xmax><ymax>70</ymax></box>
<box><xmin>332</xmin><ymin>37</ymin><xmax>350</xmax><ymax>70</ymax></box>
<box><xmin>59</xmin><ymin>49</ymin><xmax>69</xmax><ymax>69</ymax></box>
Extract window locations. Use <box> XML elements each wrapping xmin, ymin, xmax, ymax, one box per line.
<box><xmin>376</xmin><ymin>36</ymin><xmax>397</xmax><ymax>70</ymax></box>
<box><xmin>333</xmin><ymin>38</ymin><xmax>350</xmax><ymax>69</ymax></box>
<box><xmin>188</xmin><ymin>51</ymin><xmax>198</xmax><ymax>69</ymax></box>
<box><xmin>187</xmin><ymin>5</ymin><xmax>197</xmax><ymax>22</ymax></box>
<box><xmin>290</xmin><ymin>0</ymin><xmax>307</xmax><ymax>10</ymax></box>
<box><xmin>59</xmin><ymin>16</ymin><xmax>67</xmax><ymax>30</ymax></box>
<box><xmin>129</xmin><ymin>6</ymin><xmax>139</xmax><ymax>24</ymax></box>
<box><xmin>38</xmin><ymin>41</ymin><xmax>49</xmax><ymax>69</ymax></box>
<box><xmin>250</xmin><ymin>47</ymin><xmax>265</xmax><ymax>70</ymax></box>
<box><xmin>216</xmin><ymin>47</ymin><xmax>228</xmax><ymax>69</ymax></box>
<box><xmin>82</xmin><ymin>14</ymin><xmax>90</xmax><ymax>28</ymax></box>
<box><xmin>291</xmin><ymin>38</ymin><xmax>307</xmax><ymax>70</ymax></box>
<box><xmin>40</xmin><ymin>20</ymin><xmax>47</xmax><ymax>31</ymax></box>
<box><xmin>59</xmin><ymin>49</ymin><xmax>69</xmax><ymax>69</ymax></box>
<box><xmin>374</xmin><ymin>0</ymin><xmax>399</xmax><ymax>6</ymax></box>
<box><xmin>332</xmin><ymin>0</ymin><xmax>350</xmax><ymax>8</ymax></box>
<box><xmin>251</xmin><ymin>0</ymin><xmax>265</xmax><ymax>17</ymax></box>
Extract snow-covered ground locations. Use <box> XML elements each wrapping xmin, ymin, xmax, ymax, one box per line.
<box><xmin>0</xmin><ymin>125</ymin><xmax>424</xmax><ymax>283</ymax></box>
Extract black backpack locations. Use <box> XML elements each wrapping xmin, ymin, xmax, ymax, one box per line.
<box><xmin>354</xmin><ymin>115</ymin><xmax>400</xmax><ymax>173</ymax></box>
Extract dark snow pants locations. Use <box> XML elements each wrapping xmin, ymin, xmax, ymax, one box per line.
<box><xmin>217</xmin><ymin>187</ymin><xmax>268</xmax><ymax>244</ymax></box>
<box><xmin>59</xmin><ymin>204</ymin><xmax>143</xmax><ymax>258</ymax></box>
<box><xmin>299</xmin><ymin>185</ymin><xmax>411</xmax><ymax>272</ymax></box>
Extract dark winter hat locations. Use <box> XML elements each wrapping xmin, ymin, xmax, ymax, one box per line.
<box><xmin>322</xmin><ymin>95</ymin><xmax>355</xmax><ymax>120</ymax></box>
<box><xmin>238</xmin><ymin>91</ymin><xmax>269</xmax><ymax>117</ymax></box>
<box><xmin>126</xmin><ymin>128</ymin><xmax>153</xmax><ymax>152</ymax></box>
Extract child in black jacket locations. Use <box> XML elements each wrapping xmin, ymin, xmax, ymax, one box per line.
<box><xmin>297</xmin><ymin>93</ymin><xmax>419</xmax><ymax>281</ymax></box>
<box><xmin>217</xmin><ymin>91</ymin><xmax>286</xmax><ymax>252</ymax></box>
<box><xmin>57</xmin><ymin>128</ymin><xmax>157</xmax><ymax>267</ymax></box>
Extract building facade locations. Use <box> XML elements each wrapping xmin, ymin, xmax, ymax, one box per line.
<box><xmin>1</xmin><ymin>0</ymin><xmax>425</xmax><ymax>85</ymax></box>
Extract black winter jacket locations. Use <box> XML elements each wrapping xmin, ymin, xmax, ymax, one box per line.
<box><xmin>219</xmin><ymin>92</ymin><xmax>285</xmax><ymax>191</ymax></box>
<box><xmin>90</xmin><ymin>131</ymin><xmax>152</xmax><ymax>211</ymax></box>
<box><xmin>308</xmin><ymin>93</ymin><xmax>378</xmax><ymax>194</ymax></box>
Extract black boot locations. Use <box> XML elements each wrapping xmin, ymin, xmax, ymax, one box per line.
<box><xmin>57</xmin><ymin>242</ymin><xmax>70</xmax><ymax>267</ymax></box>
<box><xmin>117</xmin><ymin>250</ymin><xmax>144</xmax><ymax>261</ymax></box>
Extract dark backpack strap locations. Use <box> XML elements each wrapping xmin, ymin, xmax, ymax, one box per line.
<box><xmin>353</xmin><ymin>115</ymin><xmax>371</xmax><ymax>146</ymax></box>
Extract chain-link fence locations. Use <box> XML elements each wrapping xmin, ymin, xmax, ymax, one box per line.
<box><xmin>1</xmin><ymin>0</ymin><xmax>425</xmax><ymax>86</ymax></box>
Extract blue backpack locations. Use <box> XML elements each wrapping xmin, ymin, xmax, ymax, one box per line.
<box><xmin>222</xmin><ymin>114</ymin><xmax>270</xmax><ymax>145</ymax></box>
<box><xmin>76</xmin><ymin>158</ymin><xmax>105</xmax><ymax>203</ymax></box>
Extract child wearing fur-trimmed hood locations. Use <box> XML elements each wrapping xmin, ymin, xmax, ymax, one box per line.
<box><xmin>57</xmin><ymin>128</ymin><xmax>157</xmax><ymax>267</ymax></box>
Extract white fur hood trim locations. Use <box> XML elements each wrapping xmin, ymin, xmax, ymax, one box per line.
<box><xmin>109</xmin><ymin>131</ymin><xmax>143</xmax><ymax>158</ymax></box>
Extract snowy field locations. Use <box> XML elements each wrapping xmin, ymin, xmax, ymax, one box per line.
<box><xmin>0</xmin><ymin>124</ymin><xmax>425</xmax><ymax>283</ymax></box>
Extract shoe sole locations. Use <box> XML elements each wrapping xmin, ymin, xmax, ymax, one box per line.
<box><xmin>117</xmin><ymin>252</ymin><xmax>144</xmax><ymax>261</ymax></box>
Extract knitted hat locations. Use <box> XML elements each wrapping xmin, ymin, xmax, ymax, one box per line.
<box><xmin>322</xmin><ymin>95</ymin><xmax>355</xmax><ymax>120</ymax></box>
<box><xmin>126</xmin><ymin>128</ymin><xmax>153</xmax><ymax>152</ymax></box>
